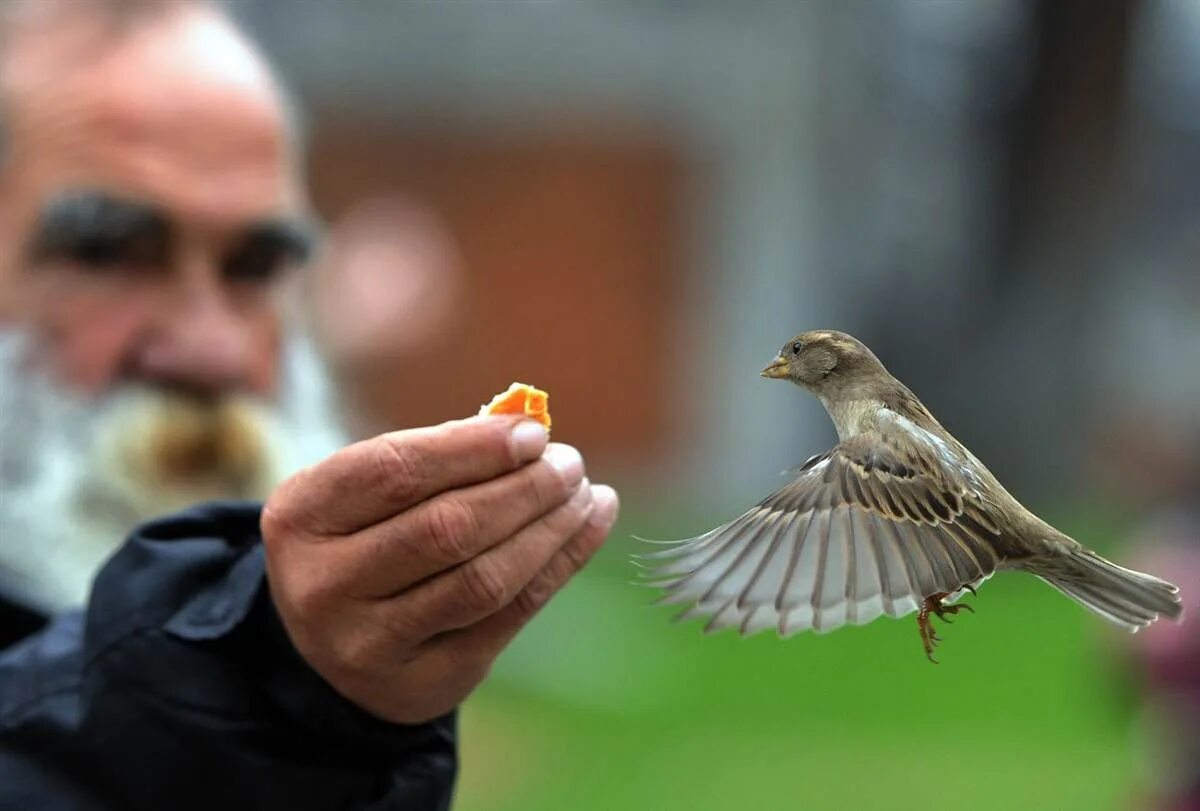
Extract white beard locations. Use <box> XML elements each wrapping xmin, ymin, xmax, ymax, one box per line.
<box><xmin>0</xmin><ymin>329</ymin><xmax>348</xmax><ymax>613</ymax></box>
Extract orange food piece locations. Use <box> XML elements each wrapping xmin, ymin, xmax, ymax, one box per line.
<box><xmin>478</xmin><ymin>382</ymin><xmax>552</xmax><ymax>432</ymax></box>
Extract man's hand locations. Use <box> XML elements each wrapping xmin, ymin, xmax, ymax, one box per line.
<box><xmin>260</xmin><ymin>416</ymin><xmax>618</xmax><ymax>724</ymax></box>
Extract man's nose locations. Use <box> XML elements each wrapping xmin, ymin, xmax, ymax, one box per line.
<box><xmin>133</xmin><ymin>283</ymin><xmax>256</xmax><ymax>396</ymax></box>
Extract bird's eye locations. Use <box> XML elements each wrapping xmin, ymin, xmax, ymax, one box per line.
<box><xmin>791</xmin><ymin>341</ymin><xmax>803</xmax><ymax>356</ymax></box>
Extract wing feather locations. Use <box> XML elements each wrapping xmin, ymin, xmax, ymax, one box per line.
<box><xmin>813</xmin><ymin>508</ymin><xmax>850</xmax><ymax>632</ymax></box>
<box><xmin>847</xmin><ymin>509</ymin><xmax>885</xmax><ymax>625</ymax></box>
<box><xmin>735</xmin><ymin>508</ymin><xmax>795</xmax><ymax>609</ymax></box>
<box><xmin>696</xmin><ymin>510</ymin><xmax>783</xmax><ymax>609</ymax></box>
<box><xmin>640</xmin><ymin>420</ymin><xmax>1007</xmax><ymax>638</ymax></box>
<box><xmin>775</xmin><ymin>508</ymin><xmax>817</xmax><ymax>611</ymax></box>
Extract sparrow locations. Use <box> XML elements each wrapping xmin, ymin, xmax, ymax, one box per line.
<box><xmin>639</xmin><ymin>330</ymin><xmax>1184</xmax><ymax>661</ymax></box>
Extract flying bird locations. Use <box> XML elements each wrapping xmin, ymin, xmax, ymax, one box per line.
<box><xmin>639</xmin><ymin>330</ymin><xmax>1184</xmax><ymax>661</ymax></box>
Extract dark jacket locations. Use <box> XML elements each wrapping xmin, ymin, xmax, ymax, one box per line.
<box><xmin>0</xmin><ymin>502</ymin><xmax>458</xmax><ymax>810</ymax></box>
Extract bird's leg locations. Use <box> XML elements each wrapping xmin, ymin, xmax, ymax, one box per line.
<box><xmin>916</xmin><ymin>591</ymin><xmax>975</xmax><ymax>663</ymax></box>
<box><xmin>917</xmin><ymin>601</ymin><xmax>940</xmax><ymax>663</ymax></box>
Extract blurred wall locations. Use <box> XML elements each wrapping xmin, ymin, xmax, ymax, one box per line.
<box><xmin>234</xmin><ymin>0</ymin><xmax>832</xmax><ymax>513</ymax></box>
<box><xmin>233</xmin><ymin>0</ymin><xmax>1200</xmax><ymax>519</ymax></box>
<box><xmin>308</xmin><ymin>126</ymin><xmax>684</xmax><ymax>463</ymax></box>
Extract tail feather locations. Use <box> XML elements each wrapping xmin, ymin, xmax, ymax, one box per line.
<box><xmin>1039</xmin><ymin>548</ymin><xmax>1183</xmax><ymax>632</ymax></box>
<box><xmin>1042</xmin><ymin>578</ymin><xmax>1156</xmax><ymax>631</ymax></box>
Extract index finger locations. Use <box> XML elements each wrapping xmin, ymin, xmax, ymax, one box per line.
<box><xmin>269</xmin><ymin>415</ymin><xmax>549</xmax><ymax>536</ymax></box>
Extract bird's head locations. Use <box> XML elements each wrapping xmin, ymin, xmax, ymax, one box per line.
<box><xmin>760</xmin><ymin>330</ymin><xmax>889</xmax><ymax>398</ymax></box>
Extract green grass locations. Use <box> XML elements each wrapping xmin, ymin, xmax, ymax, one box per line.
<box><xmin>453</xmin><ymin>504</ymin><xmax>1145</xmax><ymax>811</ymax></box>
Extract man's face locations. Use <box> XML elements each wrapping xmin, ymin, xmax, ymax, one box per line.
<box><xmin>0</xmin><ymin>4</ymin><xmax>309</xmax><ymax>395</ymax></box>
<box><xmin>0</xmin><ymin>5</ymin><xmax>343</xmax><ymax>612</ymax></box>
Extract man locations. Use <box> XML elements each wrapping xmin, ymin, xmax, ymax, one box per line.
<box><xmin>0</xmin><ymin>0</ymin><xmax>347</xmax><ymax>629</ymax></box>
<box><xmin>0</xmin><ymin>1</ymin><xmax>619</xmax><ymax>808</ymax></box>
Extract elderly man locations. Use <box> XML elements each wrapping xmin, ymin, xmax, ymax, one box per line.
<box><xmin>0</xmin><ymin>0</ymin><xmax>346</xmax><ymax>630</ymax></box>
<box><xmin>0</xmin><ymin>1</ymin><xmax>618</xmax><ymax>808</ymax></box>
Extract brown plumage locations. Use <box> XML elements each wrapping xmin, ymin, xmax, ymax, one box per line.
<box><xmin>639</xmin><ymin>330</ymin><xmax>1184</xmax><ymax>661</ymax></box>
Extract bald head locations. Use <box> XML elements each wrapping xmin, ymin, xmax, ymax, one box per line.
<box><xmin>0</xmin><ymin>0</ymin><xmax>298</xmax><ymax>183</ymax></box>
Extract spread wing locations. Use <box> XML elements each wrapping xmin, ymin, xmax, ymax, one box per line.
<box><xmin>639</xmin><ymin>422</ymin><xmax>1007</xmax><ymax>637</ymax></box>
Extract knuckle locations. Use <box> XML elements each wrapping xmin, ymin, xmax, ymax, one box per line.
<box><xmin>259</xmin><ymin>500</ymin><xmax>291</xmax><ymax>547</ymax></box>
<box><xmin>333</xmin><ymin>626</ymin><xmax>385</xmax><ymax>676</ymax></box>
<box><xmin>375</xmin><ymin>435</ymin><xmax>426</xmax><ymax>502</ymax></box>
<box><xmin>547</xmin><ymin>490</ymin><xmax>592</xmax><ymax>535</ymax></box>
<box><xmin>515</xmin><ymin>541</ymin><xmax>590</xmax><ymax>616</ymax></box>
<box><xmin>282</xmin><ymin>566</ymin><xmax>342</xmax><ymax>619</ymax></box>
<box><xmin>465</xmin><ymin>659</ymin><xmax>494</xmax><ymax>688</ymax></box>
<box><xmin>431</xmin><ymin>645</ymin><xmax>493</xmax><ymax>695</ymax></box>
<box><xmin>514</xmin><ymin>574</ymin><xmax>556</xmax><ymax>617</ymax></box>
<box><xmin>530</xmin><ymin>455</ymin><xmax>585</xmax><ymax>513</ymax></box>
<box><xmin>521</xmin><ymin>465</ymin><xmax>565</xmax><ymax>514</ymax></box>
<box><xmin>260</xmin><ymin>480</ymin><xmax>312</xmax><ymax>545</ymax></box>
<box><xmin>557</xmin><ymin>540</ymin><xmax>594</xmax><ymax>575</ymax></box>
<box><xmin>563</xmin><ymin>522</ymin><xmax>607</xmax><ymax>569</ymax></box>
<box><xmin>449</xmin><ymin>650</ymin><xmax>494</xmax><ymax>687</ymax></box>
<box><xmin>332</xmin><ymin>609</ymin><xmax>417</xmax><ymax>676</ymax></box>
<box><xmin>457</xmin><ymin>558</ymin><xmax>512</xmax><ymax>614</ymax></box>
<box><xmin>423</xmin><ymin>499</ymin><xmax>480</xmax><ymax>563</ymax></box>
<box><xmin>511</xmin><ymin>534</ymin><xmax>600</xmax><ymax>620</ymax></box>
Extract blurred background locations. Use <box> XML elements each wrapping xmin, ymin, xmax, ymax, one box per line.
<box><xmin>233</xmin><ymin>3</ymin><xmax>1198</xmax><ymax>808</ymax></box>
<box><xmin>4</xmin><ymin>0</ymin><xmax>1199</xmax><ymax>808</ymax></box>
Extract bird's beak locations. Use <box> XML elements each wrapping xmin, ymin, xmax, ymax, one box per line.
<box><xmin>761</xmin><ymin>355</ymin><xmax>789</xmax><ymax>379</ymax></box>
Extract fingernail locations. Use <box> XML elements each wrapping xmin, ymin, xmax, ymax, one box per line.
<box><xmin>510</xmin><ymin>420</ymin><xmax>548</xmax><ymax>462</ymax></box>
<box><xmin>543</xmin><ymin>443</ymin><xmax>584</xmax><ymax>486</ymax></box>
<box><xmin>588</xmin><ymin>484</ymin><xmax>619</xmax><ymax>527</ymax></box>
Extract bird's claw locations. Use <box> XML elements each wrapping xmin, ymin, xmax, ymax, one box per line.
<box><xmin>916</xmin><ymin>591</ymin><xmax>976</xmax><ymax>663</ymax></box>
<box><xmin>932</xmin><ymin>598</ymin><xmax>973</xmax><ymax>621</ymax></box>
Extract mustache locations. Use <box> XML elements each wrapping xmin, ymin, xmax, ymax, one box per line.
<box><xmin>103</xmin><ymin>389</ymin><xmax>275</xmax><ymax>493</ymax></box>
<box><xmin>0</xmin><ymin>328</ymin><xmax>335</xmax><ymax>506</ymax></box>
<box><xmin>64</xmin><ymin>385</ymin><xmax>287</xmax><ymax>528</ymax></box>
<box><xmin>0</xmin><ymin>337</ymin><xmax>349</xmax><ymax>508</ymax></box>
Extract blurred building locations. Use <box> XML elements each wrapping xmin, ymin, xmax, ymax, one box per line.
<box><xmin>232</xmin><ymin>0</ymin><xmax>1198</xmax><ymax>524</ymax></box>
